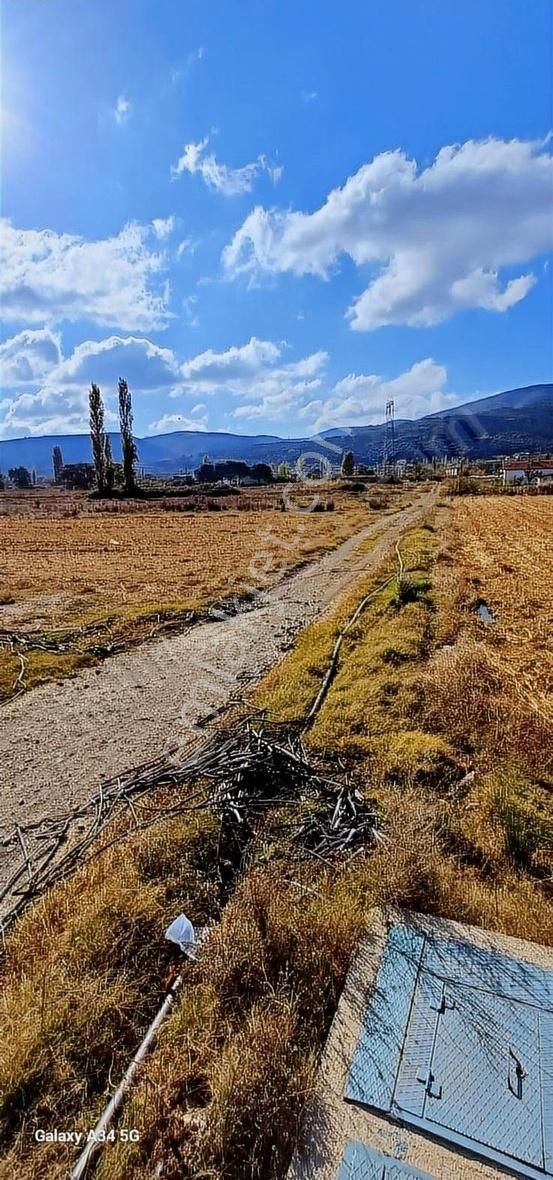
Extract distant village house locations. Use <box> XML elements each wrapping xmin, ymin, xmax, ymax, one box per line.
<box><xmin>502</xmin><ymin>457</ymin><xmax>553</xmax><ymax>485</ymax></box>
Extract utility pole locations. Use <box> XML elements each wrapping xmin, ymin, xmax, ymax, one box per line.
<box><xmin>385</xmin><ymin>399</ymin><xmax>396</xmax><ymax>473</ymax></box>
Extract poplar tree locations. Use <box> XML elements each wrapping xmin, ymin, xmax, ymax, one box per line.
<box><xmin>118</xmin><ymin>378</ymin><xmax>138</xmax><ymax>494</ymax></box>
<box><xmin>104</xmin><ymin>435</ymin><xmax>115</xmax><ymax>492</ymax></box>
<box><xmin>89</xmin><ymin>383</ymin><xmax>107</xmax><ymax>492</ymax></box>
<box><xmin>341</xmin><ymin>450</ymin><xmax>355</xmax><ymax>477</ymax></box>
<box><xmin>52</xmin><ymin>445</ymin><xmax>64</xmax><ymax>483</ymax></box>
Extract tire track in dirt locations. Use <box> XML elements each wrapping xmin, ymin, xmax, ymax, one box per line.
<box><xmin>0</xmin><ymin>492</ymin><xmax>434</xmax><ymax>850</ymax></box>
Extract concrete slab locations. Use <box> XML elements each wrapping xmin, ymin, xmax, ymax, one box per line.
<box><xmin>288</xmin><ymin>909</ymin><xmax>553</xmax><ymax>1180</ymax></box>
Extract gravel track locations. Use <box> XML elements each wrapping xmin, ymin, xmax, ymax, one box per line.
<box><xmin>0</xmin><ymin>493</ymin><xmax>433</xmax><ymax>848</ymax></box>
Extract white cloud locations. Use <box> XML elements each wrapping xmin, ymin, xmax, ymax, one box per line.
<box><xmin>176</xmin><ymin>237</ymin><xmax>197</xmax><ymax>259</ymax></box>
<box><xmin>300</xmin><ymin>359</ymin><xmax>457</xmax><ymax>432</ymax></box>
<box><xmin>0</xmin><ymin>219</ymin><xmax>172</xmax><ymax>330</ymax></box>
<box><xmin>223</xmin><ymin>136</ymin><xmax>553</xmax><ymax>329</ymax></box>
<box><xmin>0</xmin><ymin>392</ymin><xmax>92</xmax><ymax>438</ymax></box>
<box><xmin>0</xmin><ymin>334</ymin><xmax>183</xmax><ymax>439</ymax></box>
<box><xmin>183</xmin><ymin>295</ymin><xmax>199</xmax><ymax>327</ymax></box>
<box><xmin>52</xmin><ymin>335</ymin><xmax>182</xmax><ymax>390</ymax></box>
<box><xmin>171</xmin><ymin>136</ymin><xmax>283</xmax><ymax>195</ymax></box>
<box><xmin>193</xmin><ymin>349</ymin><xmax>454</xmax><ymax>430</ymax></box>
<box><xmin>0</xmin><ymin>328</ymin><xmax>62</xmax><ymax>386</ymax></box>
<box><xmin>114</xmin><ymin>95</ymin><xmax>131</xmax><ymax>125</ymax></box>
<box><xmin>0</xmin><ymin>328</ymin><xmax>457</xmax><ymax>440</ymax></box>
<box><xmin>181</xmin><ymin>336</ymin><xmax>282</xmax><ymax>386</ymax></box>
<box><xmin>149</xmin><ymin>410</ymin><xmax>208</xmax><ymax>434</ymax></box>
<box><xmin>151</xmin><ymin>216</ymin><xmax>177</xmax><ymax>239</ymax></box>
<box><xmin>301</xmin><ymin>90</ymin><xmax>319</xmax><ymax>103</ymax></box>
<box><xmin>175</xmin><ymin>336</ymin><xmax>328</xmax><ymax>424</ymax></box>
<box><xmin>0</xmin><ymin>378</ymin><xmax>120</xmax><ymax>439</ymax></box>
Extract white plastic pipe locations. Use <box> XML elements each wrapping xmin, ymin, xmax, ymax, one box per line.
<box><xmin>70</xmin><ymin>973</ymin><xmax>183</xmax><ymax>1180</ymax></box>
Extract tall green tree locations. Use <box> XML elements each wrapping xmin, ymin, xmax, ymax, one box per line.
<box><xmin>104</xmin><ymin>435</ymin><xmax>115</xmax><ymax>492</ymax></box>
<box><xmin>89</xmin><ymin>383</ymin><xmax>107</xmax><ymax>492</ymax></box>
<box><xmin>8</xmin><ymin>466</ymin><xmax>32</xmax><ymax>489</ymax></box>
<box><xmin>118</xmin><ymin>378</ymin><xmax>138</xmax><ymax>494</ymax></box>
<box><xmin>341</xmin><ymin>450</ymin><xmax>355</xmax><ymax>477</ymax></box>
<box><xmin>52</xmin><ymin>445</ymin><xmax>64</xmax><ymax>483</ymax></box>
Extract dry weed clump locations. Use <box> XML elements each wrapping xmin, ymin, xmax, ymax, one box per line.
<box><xmin>369</xmin><ymin>787</ymin><xmax>553</xmax><ymax>945</ymax></box>
<box><xmin>446</xmin><ymin>766</ymin><xmax>553</xmax><ymax>877</ymax></box>
<box><xmin>423</xmin><ymin>636</ymin><xmax>553</xmax><ymax>778</ymax></box>
<box><xmin>98</xmin><ymin>866</ymin><xmax>366</xmax><ymax>1180</ymax></box>
<box><xmin>423</xmin><ymin>637</ymin><xmax>504</xmax><ymax>749</ymax></box>
<box><xmin>0</xmin><ymin>812</ymin><xmax>220</xmax><ymax>1179</ymax></box>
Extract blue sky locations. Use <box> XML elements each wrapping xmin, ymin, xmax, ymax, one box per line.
<box><xmin>1</xmin><ymin>0</ymin><xmax>552</xmax><ymax>440</ymax></box>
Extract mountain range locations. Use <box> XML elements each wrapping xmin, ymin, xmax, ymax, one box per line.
<box><xmin>1</xmin><ymin>383</ymin><xmax>551</xmax><ymax>477</ymax></box>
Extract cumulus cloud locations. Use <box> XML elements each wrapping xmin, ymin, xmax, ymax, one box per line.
<box><xmin>0</xmin><ymin>219</ymin><xmax>172</xmax><ymax>330</ymax></box>
<box><xmin>171</xmin><ymin>137</ymin><xmax>282</xmax><ymax>194</ymax></box>
<box><xmin>300</xmin><ymin>359</ymin><xmax>457</xmax><ymax>432</ymax></box>
<box><xmin>0</xmin><ymin>327</ymin><xmax>457</xmax><ymax>440</ymax></box>
<box><xmin>0</xmin><ymin>387</ymin><xmax>105</xmax><ymax>438</ymax></box>
<box><xmin>181</xmin><ymin>337</ymin><xmax>282</xmax><ymax>386</ymax></box>
<box><xmin>114</xmin><ymin>95</ymin><xmax>131</xmax><ymax>124</ymax></box>
<box><xmin>52</xmin><ymin>335</ymin><xmax>182</xmax><ymax>391</ymax></box>
<box><xmin>0</xmin><ymin>328</ymin><xmax>62</xmax><ymax>386</ymax></box>
<box><xmin>223</xmin><ymin>136</ymin><xmax>553</xmax><ymax>329</ymax></box>
<box><xmin>174</xmin><ymin>337</ymin><xmax>327</xmax><ymax>424</ymax></box>
<box><xmin>0</xmin><ymin>334</ymin><xmax>183</xmax><ymax>438</ymax></box>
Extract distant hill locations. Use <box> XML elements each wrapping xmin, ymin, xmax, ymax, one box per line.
<box><xmin>1</xmin><ymin>384</ymin><xmax>551</xmax><ymax>477</ymax></box>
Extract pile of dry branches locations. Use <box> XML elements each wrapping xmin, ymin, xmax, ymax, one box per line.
<box><xmin>0</xmin><ymin>716</ymin><xmax>377</xmax><ymax>938</ymax></box>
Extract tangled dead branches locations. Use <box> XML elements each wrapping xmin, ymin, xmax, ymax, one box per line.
<box><xmin>0</xmin><ymin>717</ymin><xmax>377</xmax><ymax>938</ymax></box>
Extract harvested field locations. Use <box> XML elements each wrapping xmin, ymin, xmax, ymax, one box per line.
<box><xmin>0</xmin><ymin>485</ymin><xmax>386</xmax><ymax>700</ymax></box>
<box><xmin>0</xmin><ymin>494</ymin><xmax>430</xmax><ymax>842</ymax></box>
<box><xmin>428</xmin><ymin>495</ymin><xmax>553</xmax><ymax>778</ymax></box>
<box><xmin>449</xmin><ymin>495</ymin><xmax>553</xmax><ymax>707</ymax></box>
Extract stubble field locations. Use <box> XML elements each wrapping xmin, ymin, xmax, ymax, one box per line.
<box><xmin>0</xmin><ymin>485</ymin><xmax>386</xmax><ymax>700</ymax></box>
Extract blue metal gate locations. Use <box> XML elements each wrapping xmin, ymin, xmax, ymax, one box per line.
<box><xmin>345</xmin><ymin>922</ymin><xmax>553</xmax><ymax>1178</ymax></box>
<box><xmin>337</xmin><ymin>1141</ymin><xmax>435</xmax><ymax>1179</ymax></box>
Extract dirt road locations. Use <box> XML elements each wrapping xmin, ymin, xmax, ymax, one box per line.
<box><xmin>0</xmin><ymin>492</ymin><xmax>434</xmax><ymax>845</ymax></box>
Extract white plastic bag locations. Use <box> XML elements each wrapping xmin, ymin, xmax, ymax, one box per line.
<box><xmin>165</xmin><ymin>913</ymin><xmax>195</xmax><ymax>952</ymax></box>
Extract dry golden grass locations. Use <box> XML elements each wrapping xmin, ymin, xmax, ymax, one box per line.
<box><xmin>0</xmin><ymin>493</ymin><xmax>368</xmax><ymax>618</ymax></box>
<box><xmin>256</xmin><ymin>520</ymin><xmax>461</xmax><ymax>789</ymax></box>
<box><xmin>425</xmin><ymin>496</ymin><xmax>553</xmax><ymax>779</ymax></box>
<box><xmin>95</xmin><ymin>865</ymin><xmax>366</xmax><ymax>1180</ymax></box>
<box><xmin>0</xmin><ymin>489</ymin><xmax>372</xmax><ymax>700</ymax></box>
<box><xmin>0</xmin><ymin>810</ymin><xmax>220</xmax><ymax>1179</ymax></box>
